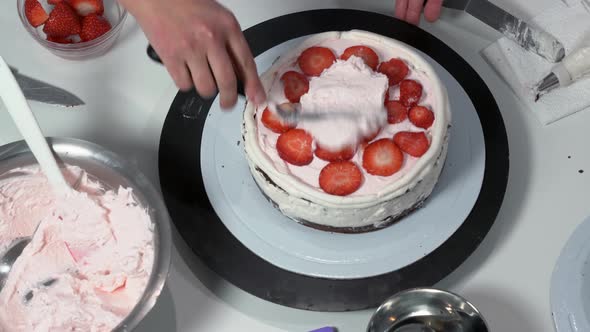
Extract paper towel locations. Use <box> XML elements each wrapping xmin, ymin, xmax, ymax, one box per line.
<box><xmin>481</xmin><ymin>1</ymin><xmax>590</xmax><ymax>125</ymax></box>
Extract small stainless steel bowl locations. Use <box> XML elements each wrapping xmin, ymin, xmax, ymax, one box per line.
<box><xmin>367</xmin><ymin>288</ymin><xmax>489</xmax><ymax>332</ymax></box>
<box><xmin>0</xmin><ymin>137</ymin><xmax>172</xmax><ymax>331</ymax></box>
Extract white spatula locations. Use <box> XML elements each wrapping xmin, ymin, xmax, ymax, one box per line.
<box><xmin>0</xmin><ymin>56</ymin><xmax>71</xmax><ymax>196</ymax></box>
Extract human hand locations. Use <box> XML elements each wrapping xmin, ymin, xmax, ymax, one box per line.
<box><xmin>394</xmin><ymin>0</ymin><xmax>443</xmax><ymax>25</ymax></box>
<box><xmin>120</xmin><ymin>0</ymin><xmax>266</xmax><ymax>109</ymax></box>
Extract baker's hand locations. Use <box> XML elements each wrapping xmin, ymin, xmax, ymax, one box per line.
<box><xmin>394</xmin><ymin>0</ymin><xmax>443</xmax><ymax>25</ymax></box>
<box><xmin>120</xmin><ymin>0</ymin><xmax>266</xmax><ymax>109</ymax></box>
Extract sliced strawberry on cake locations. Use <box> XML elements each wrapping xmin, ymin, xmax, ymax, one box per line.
<box><xmin>319</xmin><ymin>161</ymin><xmax>363</xmax><ymax>196</ymax></box>
<box><xmin>276</xmin><ymin>128</ymin><xmax>314</xmax><ymax>166</ymax></box>
<box><xmin>24</xmin><ymin>0</ymin><xmax>49</xmax><ymax>27</ymax></box>
<box><xmin>280</xmin><ymin>71</ymin><xmax>309</xmax><ymax>103</ymax></box>
<box><xmin>385</xmin><ymin>100</ymin><xmax>408</xmax><ymax>124</ymax></box>
<box><xmin>43</xmin><ymin>2</ymin><xmax>81</xmax><ymax>37</ymax></box>
<box><xmin>394</xmin><ymin>131</ymin><xmax>430</xmax><ymax>157</ymax></box>
<box><xmin>261</xmin><ymin>105</ymin><xmax>296</xmax><ymax>134</ymax></box>
<box><xmin>362</xmin><ymin>138</ymin><xmax>404</xmax><ymax>176</ymax></box>
<box><xmin>399</xmin><ymin>79</ymin><xmax>423</xmax><ymax>107</ymax></box>
<box><xmin>378</xmin><ymin>58</ymin><xmax>409</xmax><ymax>86</ymax></box>
<box><xmin>340</xmin><ymin>45</ymin><xmax>379</xmax><ymax>70</ymax></box>
<box><xmin>298</xmin><ymin>47</ymin><xmax>336</xmax><ymax>77</ymax></box>
<box><xmin>409</xmin><ymin>106</ymin><xmax>435</xmax><ymax>129</ymax></box>
<box><xmin>315</xmin><ymin>144</ymin><xmax>357</xmax><ymax>162</ymax></box>
<box><xmin>67</xmin><ymin>0</ymin><xmax>104</xmax><ymax>16</ymax></box>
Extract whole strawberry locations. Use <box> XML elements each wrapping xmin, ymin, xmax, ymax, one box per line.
<box><xmin>43</xmin><ymin>2</ymin><xmax>81</xmax><ymax>37</ymax></box>
<box><xmin>80</xmin><ymin>14</ymin><xmax>111</xmax><ymax>42</ymax></box>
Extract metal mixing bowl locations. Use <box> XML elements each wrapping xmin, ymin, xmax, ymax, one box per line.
<box><xmin>0</xmin><ymin>137</ymin><xmax>172</xmax><ymax>331</ymax></box>
<box><xmin>367</xmin><ymin>288</ymin><xmax>489</xmax><ymax>332</ymax></box>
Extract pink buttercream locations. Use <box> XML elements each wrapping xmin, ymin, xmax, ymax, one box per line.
<box><xmin>256</xmin><ymin>37</ymin><xmax>436</xmax><ymax>196</ymax></box>
<box><xmin>0</xmin><ymin>165</ymin><xmax>154</xmax><ymax>332</ymax></box>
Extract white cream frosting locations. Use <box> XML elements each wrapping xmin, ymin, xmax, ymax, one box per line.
<box><xmin>298</xmin><ymin>56</ymin><xmax>388</xmax><ymax>150</ymax></box>
<box><xmin>243</xmin><ymin>30</ymin><xmax>451</xmax><ymax>228</ymax></box>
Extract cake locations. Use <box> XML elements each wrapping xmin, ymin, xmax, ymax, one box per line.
<box><xmin>243</xmin><ymin>30</ymin><xmax>451</xmax><ymax>233</ymax></box>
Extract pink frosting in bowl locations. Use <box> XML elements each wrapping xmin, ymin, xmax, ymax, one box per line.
<box><xmin>0</xmin><ymin>138</ymin><xmax>172</xmax><ymax>332</ymax></box>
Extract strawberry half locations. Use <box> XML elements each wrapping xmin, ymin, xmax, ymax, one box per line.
<box><xmin>385</xmin><ymin>100</ymin><xmax>408</xmax><ymax>124</ymax></box>
<box><xmin>24</xmin><ymin>0</ymin><xmax>49</xmax><ymax>27</ymax></box>
<box><xmin>298</xmin><ymin>47</ymin><xmax>336</xmax><ymax>77</ymax></box>
<box><xmin>280</xmin><ymin>71</ymin><xmax>309</xmax><ymax>103</ymax></box>
<box><xmin>67</xmin><ymin>0</ymin><xmax>104</xmax><ymax>16</ymax></box>
<box><xmin>362</xmin><ymin>138</ymin><xmax>404</xmax><ymax>176</ymax></box>
<box><xmin>408</xmin><ymin>106</ymin><xmax>435</xmax><ymax>129</ymax></box>
<box><xmin>393</xmin><ymin>131</ymin><xmax>430</xmax><ymax>157</ymax></box>
<box><xmin>319</xmin><ymin>161</ymin><xmax>363</xmax><ymax>196</ymax></box>
<box><xmin>43</xmin><ymin>2</ymin><xmax>81</xmax><ymax>37</ymax></box>
<box><xmin>400</xmin><ymin>79</ymin><xmax>423</xmax><ymax>107</ymax></box>
<box><xmin>340</xmin><ymin>45</ymin><xmax>379</xmax><ymax>71</ymax></box>
<box><xmin>47</xmin><ymin>35</ymin><xmax>73</xmax><ymax>44</ymax></box>
<box><xmin>80</xmin><ymin>14</ymin><xmax>111</xmax><ymax>41</ymax></box>
<box><xmin>261</xmin><ymin>105</ymin><xmax>295</xmax><ymax>134</ymax></box>
<box><xmin>48</xmin><ymin>0</ymin><xmax>63</xmax><ymax>4</ymax></box>
<box><xmin>378</xmin><ymin>58</ymin><xmax>409</xmax><ymax>86</ymax></box>
<box><xmin>276</xmin><ymin>129</ymin><xmax>314</xmax><ymax>166</ymax></box>
<box><xmin>315</xmin><ymin>144</ymin><xmax>357</xmax><ymax>162</ymax></box>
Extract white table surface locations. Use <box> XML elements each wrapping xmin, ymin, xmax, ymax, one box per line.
<box><xmin>1</xmin><ymin>1</ymin><xmax>590</xmax><ymax>331</ymax></box>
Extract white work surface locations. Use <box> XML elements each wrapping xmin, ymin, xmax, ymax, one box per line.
<box><xmin>1</xmin><ymin>1</ymin><xmax>590</xmax><ymax>331</ymax></box>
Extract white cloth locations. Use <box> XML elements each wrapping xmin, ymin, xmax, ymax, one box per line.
<box><xmin>481</xmin><ymin>1</ymin><xmax>590</xmax><ymax>125</ymax></box>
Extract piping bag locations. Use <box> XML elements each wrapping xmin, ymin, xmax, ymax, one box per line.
<box><xmin>533</xmin><ymin>38</ymin><xmax>590</xmax><ymax>101</ymax></box>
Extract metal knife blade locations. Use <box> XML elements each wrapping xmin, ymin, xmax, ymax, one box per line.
<box><xmin>442</xmin><ymin>0</ymin><xmax>565</xmax><ymax>62</ymax></box>
<box><xmin>9</xmin><ymin>67</ymin><xmax>85</xmax><ymax>107</ymax></box>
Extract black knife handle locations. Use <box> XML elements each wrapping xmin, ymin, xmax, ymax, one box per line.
<box><xmin>147</xmin><ymin>44</ymin><xmax>162</xmax><ymax>64</ymax></box>
<box><xmin>146</xmin><ymin>44</ymin><xmax>246</xmax><ymax>96</ymax></box>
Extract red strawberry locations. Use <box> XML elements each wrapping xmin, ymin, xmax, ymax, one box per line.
<box><xmin>378</xmin><ymin>58</ymin><xmax>409</xmax><ymax>86</ymax></box>
<box><xmin>276</xmin><ymin>129</ymin><xmax>314</xmax><ymax>166</ymax></box>
<box><xmin>47</xmin><ymin>35</ymin><xmax>73</xmax><ymax>44</ymax></box>
<box><xmin>298</xmin><ymin>47</ymin><xmax>336</xmax><ymax>77</ymax></box>
<box><xmin>319</xmin><ymin>161</ymin><xmax>363</xmax><ymax>196</ymax></box>
<box><xmin>80</xmin><ymin>14</ymin><xmax>111</xmax><ymax>42</ymax></box>
<box><xmin>315</xmin><ymin>144</ymin><xmax>357</xmax><ymax>162</ymax></box>
<box><xmin>340</xmin><ymin>45</ymin><xmax>379</xmax><ymax>71</ymax></box>
<box><xmin>24</xmin><ymin>0</ymin><xmax>49</xmax><ymax>27</ymax></box>
<box><xmin>362</xmin><ymin>138</ymin><xmax>404</xmax><ymax>176</ymax></box>
<box><xmin>408</xmin><ymin>106</ymin><xmax>435</xmax><ymax>129</ymax></box>
<box><xmin>385</xmin><ymin>100</ymin><xmax>408</xmax><ymax>124</ymax></box>
<box><xmin>66</xmin><ymin>0</ymin><xmax>104</xmax><ymax>16</ymax></box>
<box><xmin>399</xmin><ymin>79</ymin><xmax>423</xmax><ymax>107</ymax></box>
<box><xmin>48</xmin><ymin>0</ymin><xmax>63</xmax><ymax>4</ymax></box>
<box><xmin>43</xmin><ymin>2</ymin><xmax>81</xmax><ymax>37</ymax></box>
<box><xmin>280</xmin><ymin>71</ymin><xmax>309</xmax><ymax>103</ymax></box>
<box><xmin>393</xmin><ymin>131</ymin><xmax>430</xmax><ymax>157</ymax></box>
<box><xmin>261</xmin><ymin>105</ymin><xmax>295</xmax><ymax>134</ymax></box>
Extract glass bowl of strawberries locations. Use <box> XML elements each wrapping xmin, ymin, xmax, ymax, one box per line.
<box><xmin>18</xmin><ymin>0</ymin><xmax>128</xmax><ymax>60</ymax></box>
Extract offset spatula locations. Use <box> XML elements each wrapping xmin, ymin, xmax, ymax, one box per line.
<box><xmin>442</xmin><ymin>0</ymin><xmax>565</xmax><ymax>62</ymax></box>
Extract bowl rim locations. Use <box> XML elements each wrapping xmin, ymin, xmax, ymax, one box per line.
<box><xmin>17</xmin><ymin>0</ymin><xmax>128</xmax><ymax>51</ymax></box>
<box><xmin>0</xmin><ymin>137</ymin><xmax>173</xmax><ymax>331</ymax></box>
<box><xmin>367</xmin><ymin>287</ymin><xmax>489</xmax><ymax>330</ymax></box>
